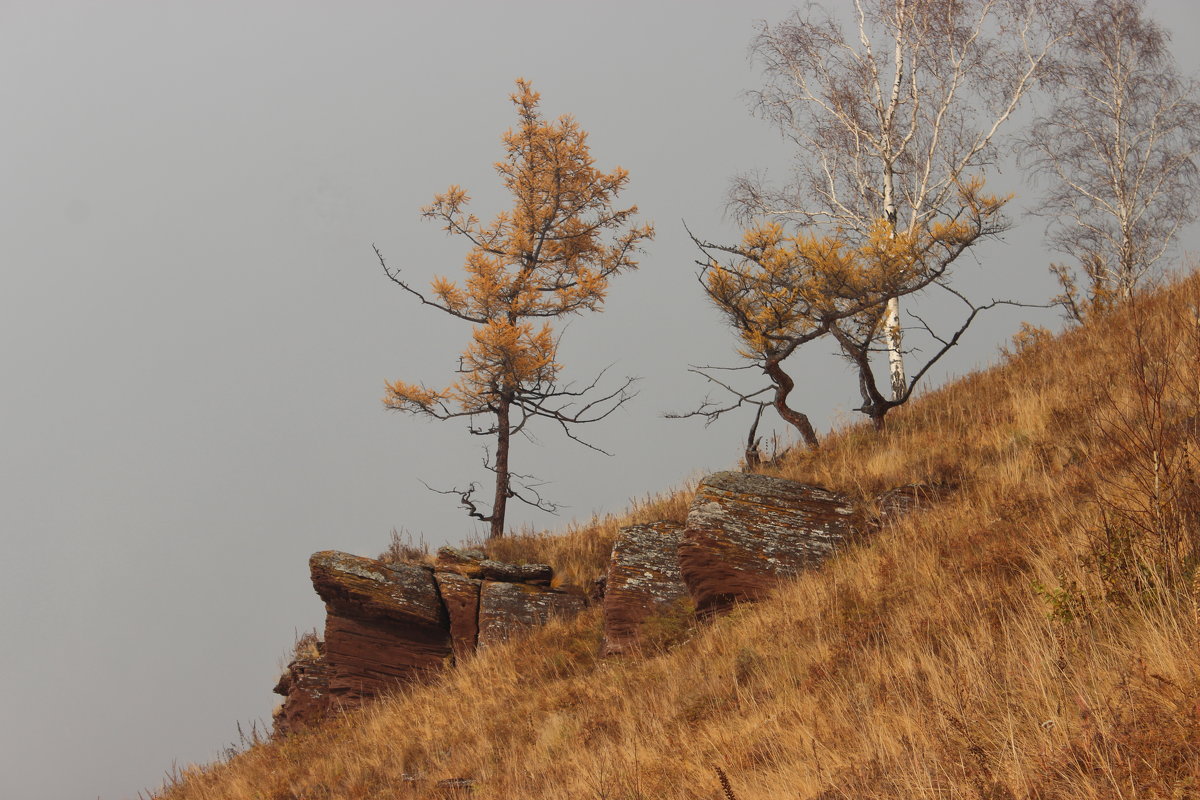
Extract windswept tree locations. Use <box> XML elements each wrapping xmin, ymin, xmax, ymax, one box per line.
<box><xmin>1022</xmin><ymin>0</ymin><xmax>1200</xmax><ymax>318</ymax></box>
<box><xmin>677</xmin><ymin>179</ymin><xmax>1010</xmax><ymax>449</ymax></box>
<box><xmin>375</xmin><ymin>79</ymin><xmax>653</xmax><ymax>539</ymax></box>
<box><xmin>732</xmin><ymin>0</ymin><xmax>1065</xmax><ymax>401</ymax></box>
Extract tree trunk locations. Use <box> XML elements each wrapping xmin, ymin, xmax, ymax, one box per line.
<box><xmin>884</xmin><ymin>297</ymin><xmax>906</xmax><ymax>401</ymax></box>
<box><xmin>1119</xmin><ymin>227</ymin><xmax>1136</xmax><ymax>301</ymax></box>
<box><xmin>764</xmin><ymin>359</ymin><xmax>819</xmax><ymax>449</ymax></box>
<box><xmin>490</xmin><ymin>396</ymin><xmax>511</xmax><ymax>539</ymax></box>
<box><xmin>882</xmin><ymin>163</ymin><xmax>907</xmax><ymax>402</ymax></box>
<box><xmin>743</xmin><ymin>403</ymin><xmax>765</xmax><ymax>471</ymax></box>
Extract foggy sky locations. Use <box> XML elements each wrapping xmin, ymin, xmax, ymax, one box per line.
<box><xmin>2</xmin><ymin>2</ymin><xmax>1198</xmax><ymax>798</ymax></box>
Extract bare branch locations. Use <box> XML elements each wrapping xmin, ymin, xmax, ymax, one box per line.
<box><xmin>419</xmin><ymin>480</ymin><xmax>494</xmax><ymax>524</ymax></box>
<box><xmin>374</xmin><ymin>244</ymin><xmax>487</xmax><ymax>324</ymax></box>
<box><xmin>665</xmin><ymin>367</ymin><xmax>772</xmax><ymax>427</ymax></box>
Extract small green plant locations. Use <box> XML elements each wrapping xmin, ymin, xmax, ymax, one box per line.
<box><xmin>1031</xmin><ymin>577</ymin><xmax>1089</xmax><ymax>624</ymax></box>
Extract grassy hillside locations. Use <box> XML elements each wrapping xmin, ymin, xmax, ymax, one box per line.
<box><xmin>154</xmin><ymin>275</ymin><xmax>1200</xmax><ymax>800</ymax></box>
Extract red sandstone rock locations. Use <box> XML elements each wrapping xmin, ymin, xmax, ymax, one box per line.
<box><xmin>477</xmin><ymin>559</ymin><xmax>553</xmax><ymax>585</ymax></box>
<box><xmin>271</xmin><ymin>640</ymin><xmax>333</xmax><ymax>736</ymax></box>
<box><xmin>476</xmin><ymin>581</ymin><xmax>587</xmax><ymax>648</ymax></box>
<box><xmin>434</xmin><ymin>571</ymin><xmax>481</xmax><ymax>660</ymax></box>
<box><xmin>434</xmin><ymin>547</ymin><xmax>486</xmax><ymax>578</ymax></box>
<box><xmin>435</xmin><ymin>547</ymin><xmax>553</xmax><ymax>585</ymax></box>
<box><xmin>309</xmin><ymin>550</ymin><xmax>451</xmax><ymax>704</ymax></box>
<box><xmin>602</xmin><ymin>521</ymin><xmax>688</xmax><ymax>655</ymax></box>
<box><xmin>678</xmin><ymin>471</ymin><xmax>852</xmax><ymax>615</ymax></box>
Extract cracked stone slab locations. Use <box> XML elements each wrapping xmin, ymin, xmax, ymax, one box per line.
<box><xmin>678</xmin><ymin>472</ymin><xmax>853</xmax><ymax>615</ymax></box>
<box><xmin>602</xmin><ymin>521</ymin><xmax>688</xmax><ymax>655</ymax></box>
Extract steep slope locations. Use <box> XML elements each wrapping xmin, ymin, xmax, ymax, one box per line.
<box><xmin>154</xmin><ymin>275</ymin><xmax>1200</xmax><ymax>800</ymax></box>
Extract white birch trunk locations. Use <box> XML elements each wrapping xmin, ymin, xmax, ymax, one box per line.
<box><xmin>884</xmin><ymin>296</ymin><xmax>906</xmax><ymax>400</ymax></box>
<box><xmin>882</xmin><ymin>13</ymin><xmax>907</xmax><ymax>403</ymax></box>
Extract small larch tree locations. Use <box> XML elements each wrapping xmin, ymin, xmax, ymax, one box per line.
<box><xmin>375</xmin><ymin>79</ymin><xmax>653</xmax><ymax>539</ymax></box>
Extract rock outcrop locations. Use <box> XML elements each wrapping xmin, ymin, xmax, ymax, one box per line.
<box><xmin>275</xmin><ymin>473</ymin><xmax>940</xmax><ymax>734</ymax></box>
<box><xmin>434</xmin><ymin>571</ymin><xmax>481</xmax><ymax>660</ymax></box>
<box><xmin>477</xmin><ymin>581</ymin><xmax>587</xmax><ymax>648</ymax></box>
<box><xmin>678</xmin><ymin>471</ymin><xmax>853</xmax><ymax>615</ymax></box>
<box><xmin>601</xmin><ymin>521</ymin><xmax>688</xmax><ymax>655</ymax></box>
<box><xmin>272</xmin><ymin>638</ymin><xmax>333</xmax><ymax>736</ymax></box>
<box><xmin>273</xmin><ymin>548</ymin><xmax>586</xmax><ymax>735</ymax></box>
<box><xmin>310</xmin><ymin>551</ymin><xmax>452</xmax><ymax>705</ymax></box>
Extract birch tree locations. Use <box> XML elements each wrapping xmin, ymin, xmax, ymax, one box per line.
<box><xmin>375</xmin><ymin>80</ymin><xmax>653</xmax><ymax>539</ymax></box>
<box><xmin>1021</xmin><ymin>0</ymin><xmax>1200</xmax><ymax>318</ymax></box>
<box><xmin>732</xmin><ymin>0</ymin><xmax>1064</xmax><ymax>401</ymax></box>
<box><xmin>678</xmin><ymin>179</ymin><xmax>1008</xmax><ymax>448</ymax></box>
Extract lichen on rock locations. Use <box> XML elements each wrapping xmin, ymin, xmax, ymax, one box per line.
<box><xmin>678</xmin><ymin>471</ymin><xmax>853</xmax><ymax>615</ymax></box>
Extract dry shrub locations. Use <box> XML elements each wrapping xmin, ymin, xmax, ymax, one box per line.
<box><xmin>378</xmin><ymin>528</ymin><xmax>431</xmax><ymax>564</ymax></box>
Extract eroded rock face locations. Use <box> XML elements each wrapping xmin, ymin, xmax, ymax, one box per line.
<box><xmin>602</xmin><ymin>521</ymin><xmax>688</xmax><ymax>655</ymax></box>
<box><xmin>275</xmin><ymin>548</ymin><xmax>594</xmax><ymax>736</ymax></box>
<box><xmin>434</xmin><ymin>571</ymin><xmax>481</xmax><ymax>660</ymax></box>
<box><xmin>678</xmin><ymin>471</ymin><xmax>853</xmax><ymax>615</ymax></box>
<box><xmin>477</xmin><ymin>581</ymin><xmax>587</xmax><ymax>648</ymax></box>
<box><xmin>310</xmin><ymin>551</ymin><xmax>451</xmax><ymax>704</ymax></box>
<box><xmin>271</xmin><ymin>641</ymin><xmax>333</xmax><ymax>736</ymax></box>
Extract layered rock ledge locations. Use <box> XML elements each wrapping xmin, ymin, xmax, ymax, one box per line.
<box><xmin>310</xmin><ymin>551</ymin><xmax>452</xmax><ymax>705</ymax></box>
<box><xmin>274</xmin><ymin>548</ymin><xmax>584</xmax><ymax>735</ymax></box>
<box><xmin>678</xmin><ymin>471</ymin><xmax>853</xmax><ymax>615</ymax></box>
<box><xmin>274</xmin><ymin>474</ymin><xmax>936</xmax><ymax>734</ymax></box>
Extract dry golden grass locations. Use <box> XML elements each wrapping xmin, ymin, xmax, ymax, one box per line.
<box><xmin>154</xmin><ymin>276</ymin><xmax>1200</xmax><ymax>800</ymax></box>
<box><xmin>480</xmin><ymin>486</ymin><xmax>697</xmax><ymax>589</ymax></box>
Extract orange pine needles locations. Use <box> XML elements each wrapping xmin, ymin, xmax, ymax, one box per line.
<box><xmin>376</xmin><ymin>79</ymin><xmax>653</xmax><ymax>538</ymax></box>
<box><xmin>705</xmin><ymin>179</ymin><xmax>1007</xmax><ymax>365</ymax></box>
<box><xmin>686</xmin><ymin>178</ymin><xmax>1008</xmax><ymax>446</ymax></box>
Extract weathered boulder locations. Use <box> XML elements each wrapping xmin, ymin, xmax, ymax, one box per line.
<box><xmin>309</xmin><ymin>550</ymin><xmax>452</xmax><ymax>704</ymax></box>
<box><xmin>602</xmin><ymin>521</ymin><xmax>688</xmax><ymax>655</ymax></box>
<box><xmin>435</xmin><ymin>547</ymin><xmax>554</xmax><ymax>585</ymax></box>
<box><xmin>274</xmin><ymin>546</ymin><xmax>593</xmax><ymax>735</ymax></box>
<box><xmin>678</xmin><ymin>472</ymin><xmax>853</xmax><ymax>615</ymax></box>
<box><xmin>272</xmin><ymin>639</ymin><xmax>333</xmax><ymax>736</ymax></box>
<box><xmin>433</xmin><ymin>571</ymin><xmax>481</xmax><ymax>660</ymax></box>
<box><xmin>477</xmin><ymin>581</ymin><xmax>587</xmax><ymax>648</ymax></box>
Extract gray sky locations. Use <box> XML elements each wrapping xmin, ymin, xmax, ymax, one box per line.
<box><xmin>3</xmin><ymin>2</ymin><xmax>1198</xmax><ymax>798</ymax></box>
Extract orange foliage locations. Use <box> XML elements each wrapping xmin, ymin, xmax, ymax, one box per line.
<box><xmin>384</xmin><ymin>79</ymin><xmax>653</xmax><ymax>416</ymax></box>
<box><xmin>378</xmin><ymin>79</ymin><xmax>652</xmax><ymax>535</ymax></box>
<box><xmin>704</xmin><ymin>179</ymin><xmax>1007</xmax><ymax>363</ymax></box>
